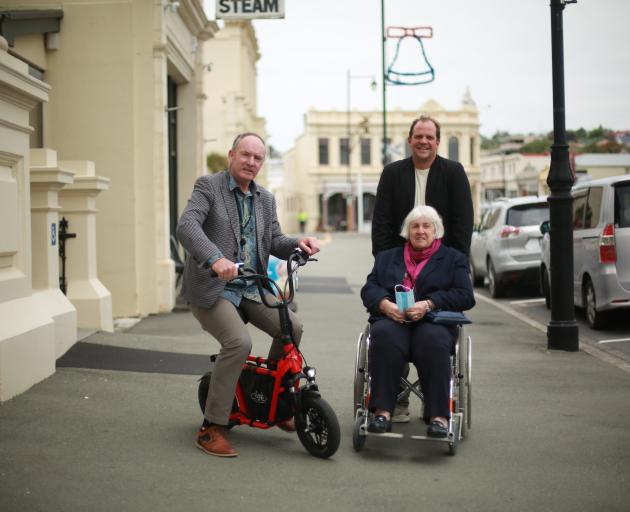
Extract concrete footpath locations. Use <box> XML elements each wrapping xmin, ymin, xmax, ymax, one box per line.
<box><xmin>1</xmin><ymin>233</ymin><xmax>629</xmax><ymax>512</ymax></box>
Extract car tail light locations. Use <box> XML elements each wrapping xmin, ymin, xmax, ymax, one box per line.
<box><xmin>599</xmin><ymin>223</ymin><xmax>617</xmax><ymax>264</ymax></box>
<box><xmin>499</xmin><ymin>225</ymin><xmax>520</xmax><ymax>238</ymax></box>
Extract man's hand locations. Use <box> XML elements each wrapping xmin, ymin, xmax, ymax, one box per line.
<box><xmin>298</xmin><ymin>237</ymin><xmax>320</xmax><ymax>256</ymax></box>
<box><xmin>211</xmin><ymin>258</ymin><xmax>239</xmax><ymax>281</ymax></box>
<box><xmin>379</xmin><ymin>298</ymin><xmax>406</xmax><ymax>323</ymax></box>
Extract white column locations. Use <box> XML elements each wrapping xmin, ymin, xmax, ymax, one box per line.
<box><xmin>30</xmin><ymin>148</ymin><xmax>78</xmax><ymax>357</ymax></box>
<box><xmin>0</xmin><ymin>37</ymin><xmax>55</xmax><ymax>401</ymax></box>
<box><xmin>59</xmin><ymin>160</ymin><xmax>113</xmax><ymax>332</ymax></box>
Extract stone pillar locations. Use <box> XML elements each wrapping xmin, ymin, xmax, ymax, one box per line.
<box><xmin>58</xmin><ymin>160</ymin><xmax>113</xmax><ymax>332</ymax></box>
<box><xmin>30</xmin><ymin>148</ymin><xmax>78</xmax><ymax>357</ymax></box>
<box><xmin>0</xmin><ymin>37</ymin><xmax>55</xmax><ymax>401</ymax></box>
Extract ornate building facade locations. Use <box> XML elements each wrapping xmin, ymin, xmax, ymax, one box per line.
<box><xmin>282</xmin><ymin>91</ymin><xmax>482</xmax><ymax>233</ymax></box>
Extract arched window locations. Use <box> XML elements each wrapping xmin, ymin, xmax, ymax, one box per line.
<box><xmin>448</xmin><ymin>136</ymin><xmax>459</xmax><ymax>161</ymax></box>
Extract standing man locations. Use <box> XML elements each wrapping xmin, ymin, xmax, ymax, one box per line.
<box><xmin>371</xmin><ymin>115</ymin><xmax>473</xmax><ymax>257</ymax></box>
<box><xmin>177</xmin><ymin>132</ymin><xmax>320</xmax><ymax>458</ymax></box>
<box><xmin>370</xmin><ymin>115</ymin><xmax>473</xmax><ymax>422</ymax></box>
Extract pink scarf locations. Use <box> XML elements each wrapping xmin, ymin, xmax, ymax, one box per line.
<box><xmin>402</xmin><ymin>239</ymin><xmax>441</xmax><ymax>289</ymax></box>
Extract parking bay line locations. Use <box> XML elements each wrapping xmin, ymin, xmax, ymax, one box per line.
<box><xmin>597</xmin><ymin>338</ymin><xmax>630</xmax><ymax>345</ymax></box>
<box><xmin>509</xmin><ymin>298</ymin><xmax>546</xmax><ymax>306</ymax></box>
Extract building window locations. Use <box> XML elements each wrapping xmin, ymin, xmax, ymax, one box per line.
<box><xmin>318</xmin><ymin>138</ymin><xmax>329</xmax><ymax>165</ymax></box>
<box><xmin>360</xmin><ymin>138</ymin><xmax>371</xmax><ymax>165</ymax></box>
<box><xmin>470</xmin><ymin>136</ymin><xmax>475</xmax><ymax>165</ymax></box>
<box><xmin>448</xmin><ymin>136</ymin><xmax>459</xmax><ymax>161</ymax></box>
<box><xmin>339</xmin><ymin>138</ymin><xmax>349</xmax><ymax>165</ymax></box>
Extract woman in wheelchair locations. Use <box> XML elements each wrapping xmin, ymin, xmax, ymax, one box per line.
<box><xmin>360</xmin><ymin>205</ymin><xmax>475</xmax><ymax>437</ymax></box>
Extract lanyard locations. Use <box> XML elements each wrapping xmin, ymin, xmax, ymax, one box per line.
<box><xmin>233</xmin><ymin>190</ymin><xmax>252</xmax><ymax>248</ymax></box>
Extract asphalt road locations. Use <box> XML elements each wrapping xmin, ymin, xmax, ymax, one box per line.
<box><xmin>1</xmin><ymin>232</ymin><xmax>629</xmax><ymax>512</ymax></box>
<box><xmin>473</xmin><ymin>282</ymin><xmax>630</xmax><ymax>367</ymax></box>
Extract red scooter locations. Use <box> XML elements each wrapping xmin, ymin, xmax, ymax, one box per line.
<box><xmin>198</xmin><ymin>249</ymin><xmax>340</xmax><ymax>459</ymax></box>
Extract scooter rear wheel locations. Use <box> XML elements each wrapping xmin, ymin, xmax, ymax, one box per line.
<box><xmin>197</xmin><ymin>372</ymin><xmax>238</xmax><ymax>428</ymax></box>
<box><xmin>295</xmin><ymin>395</ymin><xmax>340</xmax><ymax>459</ymax></box>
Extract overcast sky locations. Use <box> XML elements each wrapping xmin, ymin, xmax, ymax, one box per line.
<box><xmin>204</xmin><ymin>1</ymin><xmax>630</xmax><ymax>152</ymax></box>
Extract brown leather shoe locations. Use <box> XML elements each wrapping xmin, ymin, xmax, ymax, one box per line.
<box><xmin>277</xmin><ymin>417</ymin><xmax>295</xmax><ymax>432</ymax></box>
<box><xmin>196</xmin><ymin>425</ymin><xmax>237</xmax><ymax>457</ymax></box>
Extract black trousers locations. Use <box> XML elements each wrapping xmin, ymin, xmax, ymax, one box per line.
<box><xmin>369</xmin><ymin>318</ymin><xmax>457</xmax><ymax>421</ymax></box>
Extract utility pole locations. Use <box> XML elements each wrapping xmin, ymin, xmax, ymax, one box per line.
<box><xmin>547</xmin><ymin>0</ymin><xmax>579</xmax><ymax>351</ymax></box>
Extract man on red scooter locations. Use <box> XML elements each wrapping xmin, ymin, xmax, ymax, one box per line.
<box><xmin>177</xmin><ymin>133</ymin><xmax>320</xmax><ymax>457</ymax></box>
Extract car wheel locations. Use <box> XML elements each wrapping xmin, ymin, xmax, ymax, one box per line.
<box><xmin>469</xmin><ymin>259</ymin><xmax>483</xmax><ymax>288</ymax></box>
<box><xmin>487</xmin><ymin>260</ymin><xmax>505</xmax><ymax>298</ymax></box>
<box><xmin>541</xmin><ymin>266</ymin><xmax>551</xmax><ymax>310</ymax></box>
<box><xmin>584</xmin><ymin>279</ymin><xmax>605</xmax><ymax>329</ymax></box>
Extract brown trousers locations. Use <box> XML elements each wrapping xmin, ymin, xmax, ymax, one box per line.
<box><xmin>191</xmin><ymin>297</ymin><xmax>303</xmax><ymax>425</ymax></box>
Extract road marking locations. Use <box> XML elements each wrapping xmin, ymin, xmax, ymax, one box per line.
<box><xmin>475</xmin><ymin>293</ymin><xmax>548</xmax><ymax>332</ymax></box>
<box><xmin>597</xmin><ymin>338</ymin><xmax>630</xmax><ymax>345</ymax></box>
<box><xmin>509</xmin><ymin>298</ymin><xmax>546</xmax><ymax>306</ymax></box>
<box><xmin>474</xmin><ymin>292</ymin><xmax>630</xmax><ymax>374</ymax></box>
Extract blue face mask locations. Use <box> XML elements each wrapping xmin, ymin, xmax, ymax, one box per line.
<box><xmin>394</xmin><ymin>284</ymin><xmax>415</xmax><ymax>312</ymax></box>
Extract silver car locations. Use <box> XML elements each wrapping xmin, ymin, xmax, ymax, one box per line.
<box><xmin>539</xmin><ymin>175</ymin><xmax>630</xmax><ymax>328</ymax></box>
<box><xmin>470</xmin><ymin>196</ymin><xmax>549</xmax><ymax>298</ymax></box>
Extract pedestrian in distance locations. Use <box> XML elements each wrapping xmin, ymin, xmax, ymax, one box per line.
<box><xmin>370</xmin><ymin>115</ymin><xmax>474</xmax><ymax>423</ymax></box>
<box><xmin>298</xmin><ymin>209</ymin><xmax>308</xmax><ymax>234</ymax></box>
<box><xmin>177</xmin><ymin>132</ymin><xmax>320</xmax><ymax>458</ymax></box>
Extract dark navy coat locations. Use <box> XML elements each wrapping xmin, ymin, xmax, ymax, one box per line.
<box><xmin>361</xmin><ymin>244</ymin><xmax>475</xmax><ymax>322</ymax></box>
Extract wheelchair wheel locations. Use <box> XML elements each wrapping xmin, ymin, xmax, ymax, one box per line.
<box><xmin>197</xmin><ymin>371</ymin><xmax>238</xmax><ymax>428</ymax></box>
<box><xmin>448</xmin><ymin>415</ymin><xmax>461</xmax><ymax>456</ymax></box>
<box><xmin>295</xmin><ymin>395</ymin><xmax>340</xmax><ymax>459</ymax></box>
<box><xmin>352</xmin><ymin>413</ymin><xmax>367</xmax><ymax>452</ymax></box>
<box><xmin>353</xmin><ymin>326</ymin><xmax>370</xmax><ymax>414</ymax></box>
<box><xmin>457</xmin><ymin>335</ymin><xmax>472</xmax><ymax>437</ymax></box>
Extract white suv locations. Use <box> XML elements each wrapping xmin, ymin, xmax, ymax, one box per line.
<box><xmin>470</xmin><ymin>196</ymin><xmax>549</xmax><ymax>298</ymax></box>
<box><xmin>540</xmin><ymin>175</ymin><xmax>630</xmax><ymax>328</ymax></box>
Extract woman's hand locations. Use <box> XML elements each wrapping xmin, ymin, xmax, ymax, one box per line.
<box><xmin>378</xmin><ymin>298</ymin><xmax>406</xmax><ymax>323</ymax></box>
<box><xmin>405</xmin><ymin>300</ymin><xmax>434</xmax><ymax>322</ymax></box>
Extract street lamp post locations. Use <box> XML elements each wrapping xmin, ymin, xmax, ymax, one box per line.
<box><xmin>380</xmin><ymin>0</ymin><xmax>388</xmax><ymax>166</ymax></box>
<box><xmin>346</xmin><ymin>69</ymin><xmax>377</xmax><ymax>232</ymax></box>
<box><xmin>547</xmin><ymin>0</ymin><xmax>579</xmax><ymax>351</ymax></box>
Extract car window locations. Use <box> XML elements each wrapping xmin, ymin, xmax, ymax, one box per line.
<box><xmin>615</xmin><ymin>183</ymin><xmax>630</xmax><ymax>228</ymax></box>
<box><xmin>585</xmin><ymin>187</ymin><xmax>603</xmax><ymax>229</ymax></box>
<box><xmin>572</xmin><ymin>191</ymin><xmax>588</xmax><ymax>230</ymax></box>
<box><xmin>505</xmin><ymin>203</ymin><xmax>548</xmax><ymax>227</ymax></box>
<box><xmin>485</xmin><ymin>207</ymin><xmax>502</xmax><ymax>230</ymax></box>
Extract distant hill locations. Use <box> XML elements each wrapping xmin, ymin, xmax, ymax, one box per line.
<box><xmin>481</xmin><ymin>126</ymin><xmax>630</xmax><ymax>154</ymax></box>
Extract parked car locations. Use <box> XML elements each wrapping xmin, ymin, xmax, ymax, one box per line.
<box><xmin>539</xmin><ymin>175</ymin><xmax>630</xmax><ymax>328</ymax></box>
<box><xmin>470</xmin><ymin>196</ymin><xmax>549</xmax><ymax>298</ymax></box>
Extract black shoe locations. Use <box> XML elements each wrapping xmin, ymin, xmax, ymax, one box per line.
<box><xmin>427</xmin><ymin>420</ymin><xmax>448</xmax><ymax>438</ymax></box>
<box><xmin>367</xmin><ymin>415</ymin><xmax>392</xmax><ymax>434</ymax></box>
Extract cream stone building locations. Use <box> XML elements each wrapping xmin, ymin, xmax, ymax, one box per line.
<box><xmin>574</xmin><ymin>154</ymin><xmax>630</xmax><ymax>180</ymax></box>
<box><xmin>282</xmin><ymin>91</ymin><xmax>482</xmax><ymax>234</ymax></box>
<box><xmin>202</xmin><ymin>20</ymin><xmax>267</xmax><ymax>186</ymax></box>
<box><xmin>0</xmin><ymin>1</ymin><xmax>217</xmax><ymax>400</ymax></box>
<box><xmin>480</xmin><ymin>152</ymin><xmax>550</xmax><ymax>203</ymax></box>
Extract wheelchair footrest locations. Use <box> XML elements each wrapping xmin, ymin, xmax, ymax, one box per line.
<box><xmin>410</xmin><ymin>434</ymin><xmax>455</xmax><ymax>443</ymax></box>
<box><xmin>364</xmin><ymin>431</ymin><xmax>404</xmax><ymax>439</ymax></box>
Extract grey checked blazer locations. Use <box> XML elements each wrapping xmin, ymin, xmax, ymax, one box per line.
<box><xmin>176</xmin><ymin>171</ymin><xmax>298</xmax><ymax>308</ymax></box>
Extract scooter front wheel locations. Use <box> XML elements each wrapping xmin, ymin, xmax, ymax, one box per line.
<box><xmin>295</xmin><ymin>396</ymin><xmax>340</xmax><ymax>459</ymax></box>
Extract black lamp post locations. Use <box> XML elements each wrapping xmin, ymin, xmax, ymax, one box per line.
<box><xmin>547</xmin><ymin>0</ymin><xmax>579</xmax><ymax>351</ymax></box>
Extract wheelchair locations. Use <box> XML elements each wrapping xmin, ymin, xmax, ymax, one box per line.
<box><xmin>352</xmin><ymin>321</ymin><xmax>472</xmax><ymax>455</ymax></box>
